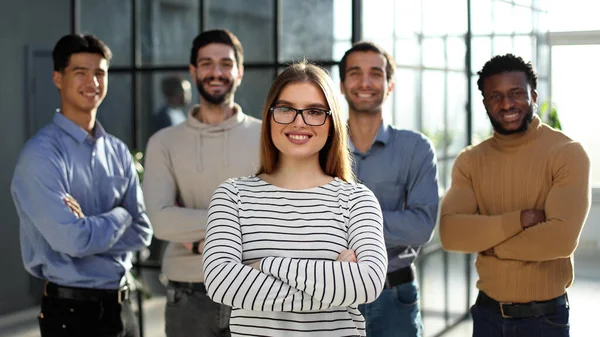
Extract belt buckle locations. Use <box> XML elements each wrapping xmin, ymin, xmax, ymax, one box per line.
<box><xmin>500</xmin><ymin>302</ymin><xmax>512</xmax><ymax>319</ymax></box>
<box><xmin>118</xmin><ymin>286</ymin><xmax>129</xmax><ymax>304</ymax></box>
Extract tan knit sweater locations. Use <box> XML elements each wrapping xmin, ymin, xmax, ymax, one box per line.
<box><xmin>440</xmin><ymin>115</ymin><xmax>591</xmax><ymax>303</ymax></box>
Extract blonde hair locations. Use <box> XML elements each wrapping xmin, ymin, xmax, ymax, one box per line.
<box><xmin>256</xmin><ymin>61</ymin><xmax>354</xmax><ymax>183</ymax></box>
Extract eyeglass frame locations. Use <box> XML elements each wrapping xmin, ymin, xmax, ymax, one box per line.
<box><xmin>269</xmin><ymin>106</ymin><xmax>332</xmax><ymax>126</ymax></box>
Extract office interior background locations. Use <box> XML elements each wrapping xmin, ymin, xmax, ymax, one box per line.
<box><xmin>0</xmin><ymin>0</ymin><xmax>599</xmax><ymax>336</ymax></box>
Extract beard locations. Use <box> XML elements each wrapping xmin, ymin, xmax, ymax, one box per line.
<box><xmin>346</xmin><ymin>95</ymin><xmax>385</xmax><ymax>115</ymax></box>
<box><xmin>196</xmin><ymin>76</ymin><xmax>235</xmax><ymax>105</ymax></box>
<box><xmin>488</xmin><ymin>104</ymin><xmax>534</xmax><ymax>135</ymax></box>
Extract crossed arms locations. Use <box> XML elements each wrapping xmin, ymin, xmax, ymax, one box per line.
<box><xmin>439</xmin><ymin>142</ymin><xmax>591</xmax><ymax>262</ymax></box>
<box><xmin>202</xmin><ymin>182</ymin><xmax>388</xmax><ymax>311</ymax></box>
<box><xmin>11</xmin><ymin>146</ymin><xmax>152</xmax><ymax>258</ymax></box>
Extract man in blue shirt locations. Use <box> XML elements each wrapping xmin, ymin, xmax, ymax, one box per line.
<box><xmin>339</xmin><ymin>42</ymin><xmax>439</xmax><ymax>337</ymax></box>
<box><xmin>11</xmin><ymin>34</ymin><xmax>152</xmax><ymax>337</ymax></box>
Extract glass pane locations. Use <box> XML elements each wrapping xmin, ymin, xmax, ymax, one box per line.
<box><xmin>514</xmin><ymin>0</ymin><xmax>532</xmax><ymax>5</ymax></box>
<box><xmin>395</xmin><ymin>38</ymin><xmax>420</xmax><ymax>67</ymax></box>
<box><xmin>537</xmin><ymin>79</ymin><xmax>549</xmax><ymax>107</ymax></box>
<box><xmin>333</xmin><ymin>41</ymin><xmax>352</xmax><ymax>61</ymax></box>
<box><xmin>422</xmin><ymin>38</ymin><xmax>446</xmax><ymax>69</ymax></box>
<box><xmin>492</xmin><ymin>36</ymin><xmax>513</xmax><ymax>56</ymax></box>
<box><xmin>471</xmin><ymin>37</ymin><xmax>492</xmax><ymax>74</ymax></box>
<box><xmin>471</xmin><ymin>0</ymin><xmax>493</xmax><ymax>35</ymax></box>
<box><xmin>423</xmin><ymin>0</ymin><xmax>467</xmax><ymax>36</ymax></box>
<box><xmin>447</xmin><ymin>37</ymin><xmax>467</xmax><ymax>70</ymax></box>
<box><xmin>421</xmin><ymin>70</ymin><xmax>445</xmax><ymax>155</ymax></box>
<box><xmin>141</xmin><ymin>71</ymin><xmax>197</xmax><ymax>147</ymax></box>
<box><xmin>447</xmin><ymin>72</ymin><xmax>467</xmax><ymax>156</ymax></box>
<box><xmin>551</xmin><ymin>45</ymin><xmax>600</xmax><ymax>187</ymax></box>
<box><xmin>333</xmin><ymin>0</ymin><xmax>352</xmax><ymax>40</ymax></box>
<box><xmin>395</xmin><ymin>0</ymin><xmax>421</xmax><ymax>38</ymax></box>
<box><xmin>362</xmin><ymin>0</ymin><xmax>395</xmax><ymax>41</ymax></box>
<box><xmin>470</xmin><ymin>76</ymin><xmax>492</xmax><ymax>145</ymax></box>
<box><xmin>392</xmin><ymin>68</ymin><xmax>418</xmax><ymax>131</ymax></box>
<box><xmin>446</xmin><ymin>252</ymin><xmax>468</xmax><ymax>319</ymax></box>
<box><xmin>549</xmin><ymin>0</ymin><xmax>600</xmax><ymax>32</ymax></box>
<box><xmin>141</xmin><ymin>1</ymin><xmax>199</xmax><ymax>65</ymax></box>
<box><xmin>80</xmin><ymin>0</ymin><xmax>132</xmax><ymax>67</ymax></box>
<box><xmin>420</xmin><ymin>252</ymin><xmax>446</xmax><ymax>336</ymax></box>
<box><xmin>493</xmin><ymin>1</ymin><xmax>514</xmax><ymax>35</ymax></box>
<box><xmin>513</xmin><ymin>36</ymin><xmax>533</xmax><ymax>64</ymax></box>
<box><xmin>236</xmin><ymin>69</ymin><xmax>275</xmax><ymax>120</ymax></box>
<box><xmin>514</xmin><ymin>5</ymin><xmax>533</xmax><ymax>34</ymax></box>
<box><xmin>280</xmin><ymin>0</ymin><xmax>339</xmax><ymax>62</ymax></box>
<box><xmin>97</xmin><ymin>74</ymin><xmax>133</xmax><ymax>148</ymax></box>
<box><xmin>206</xmin><ymin>0</ymin><xmax>274</xmax><ymax>63</ymax></box>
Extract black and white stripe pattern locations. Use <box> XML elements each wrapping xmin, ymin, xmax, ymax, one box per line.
<box><xmin>203</xmin><ymin>176</ymin><xmax>387</xmax><ymax>337</ymax></box>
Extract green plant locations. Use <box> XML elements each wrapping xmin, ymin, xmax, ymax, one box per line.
<box><xmin>131</xmin><ymin>150</ymin><xmax>145</xmax><ymax>182</ymax></box>
<box><xmin>539</xmin><ymin>101</ymin><xmax>562</xmax><ymax>130</ymax></box>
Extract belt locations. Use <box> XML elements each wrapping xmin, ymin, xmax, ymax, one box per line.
<box><xmin>44</xmin><ymin>282</ymin><xmax>130</xmax><ymax>303</ymax></box>
<box><xmin>385</xmin><ymin>264</ymin><xmax>415</xmax><ymax>288</ymax></box>
<box><xmin>476</xmin><ymin>291</ymin><xmax>568</xmax><ymax>319</ymax></box>
<box><xmin>168</xmin><ymin>281</ymin><xmax>206</xmax><ymax>293</ymax></box>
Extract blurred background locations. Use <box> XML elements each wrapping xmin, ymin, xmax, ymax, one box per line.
<box><xmin>0</xmin><ymin>1</ymin><xmax>598</xmax><ymax>336</ymax></box>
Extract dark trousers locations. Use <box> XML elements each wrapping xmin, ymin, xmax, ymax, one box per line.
<box><xmin>471</xmin><ymin>302</ymin><xmax>570</xmax><ymax>337</ymax></box>
<box><xmin>38</xmin><ymin>295</ymin><xmax>139</xmax><ymax>337</ymax></box>
<box><xmin>165</xmin><ymin>281</ymin><xmax>231</xmax><ymax>337</ymax></box>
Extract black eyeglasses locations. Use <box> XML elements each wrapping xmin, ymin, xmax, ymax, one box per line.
<box><xmin>269</xmin><ymin>106</ymin><xmax>332</xmax><ymax>126</ymax></box>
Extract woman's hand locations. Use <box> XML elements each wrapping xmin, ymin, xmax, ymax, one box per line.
<box><xmin>246</xmin><ymin>260</ymin><xmax>261</xmax><ymax>269</ymax></box>
<box><xmin>336</xmin><ymin>249</ymin><xmax>357</xmax><ymax>263</ymax></box>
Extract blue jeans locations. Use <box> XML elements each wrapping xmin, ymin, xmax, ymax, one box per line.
<box><xmin>471</xmin><ymin>303</ymin><xmax>570</xmax><ymax>337</ymax></box>
<box><xmin>165</xmin><ymin>283</ymin><xmax>231</xmax><ymax>337</ymax></box>
<box><xmin>358</xmin><ymin>280</ymin><xmax>423</xmax><ymax>337</ymax></box>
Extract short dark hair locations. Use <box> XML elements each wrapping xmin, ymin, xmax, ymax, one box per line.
<box><xmin>161</xmin><ymin>76</ymin><xmax>187</xmax><ymax>98</ymax></box>
<box><xmin>476</xmin><ymin>53</ymin><xmax>538</xmax><ymax>96</ymax></box>
<box><xmin>189</xmin><ymin>29</ymin><xmax>244</xmax><ymax>68</ymax></box>
<box><xmin>338</xmin><ymin>41</ymin><xmax>396</xmax><ymax>82</ymax></box>
<box><xmin>52</xmin><ymin>34</ymin><xmax>112</xmax><ymax>72</ymax></box>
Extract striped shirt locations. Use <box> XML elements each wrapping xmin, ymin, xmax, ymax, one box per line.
<box><xmin>202</xmin><ymin>176</ymin><xmax>387</xmax><ymax>337</ymax></box>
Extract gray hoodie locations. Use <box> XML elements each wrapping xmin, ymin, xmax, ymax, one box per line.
<box><xmin>143</xmin><ymin>104</ymin><xmax>262</xmax><ymax>282</ymax></box>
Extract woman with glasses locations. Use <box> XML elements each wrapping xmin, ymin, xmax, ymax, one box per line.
<box><xmin>202</xmin><ymin>61</ymin><xmax>387</xmax><ymax>337</ymax></box>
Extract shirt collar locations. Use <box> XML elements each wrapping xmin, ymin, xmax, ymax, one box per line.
<box><xmin>348</xmin><ymin>121</ymin><xmax>390</xmax><ymax>153</ymax></box>
<box><xmin>53</xmin><ymin>110</ymin><xmax>106</xmax><ymax>143</ymax></box>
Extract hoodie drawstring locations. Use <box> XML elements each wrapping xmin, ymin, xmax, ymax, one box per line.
<box><xmin>196</xmin><ymin>133</ymin><xmax>203</xmax><ymax>171</ymax></box>
<box><xmin>223</xmin><ymin>131</ymin><xmax>229</xmax><ymax>167</ymax></box>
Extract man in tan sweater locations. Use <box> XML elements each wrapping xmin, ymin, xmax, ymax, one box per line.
<box><xmin>143</xmin><ymin>30</ymin><xmax>261</xmax><ymax>337</ymax></box>
<box><xmin>440</xmin><ymin>54</ymin><xmax>590</xmax><ymax>337</ymax></box>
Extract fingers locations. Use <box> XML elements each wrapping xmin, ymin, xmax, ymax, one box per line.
<box><xmin>336</xmin><ymin>249</ymin><xmax>357</xmax><ymax>262</ymax></box>
<box><xmin>182</xmin><ymin>242</ymin><xmax>193</xmax><ymax>251</ymax></box>
<box><xmin>63</xmin><ymin>194</ymin><xmax>84</xmax><ymax>218</ymax></box>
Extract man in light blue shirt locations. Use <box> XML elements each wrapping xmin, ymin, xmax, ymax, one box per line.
<box><xmin>11</xmin><ymin>34</ymin><xmax>152</xmax><ymax>337</ymax></box>
<box><xmin>340</xmin><ymin>42</ymin><xmax>439</xmax><ymax>337</ymax></box>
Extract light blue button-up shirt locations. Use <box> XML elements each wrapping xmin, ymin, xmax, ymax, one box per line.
<box><xmin>350</xmin><ymin>122</ymin><xmax>439</xmax><ymax>273</ymax></box>
<box><xmin>11</xmin><ymin>112</ymin><xmax>152</xmax><ymax>289</ymax></box>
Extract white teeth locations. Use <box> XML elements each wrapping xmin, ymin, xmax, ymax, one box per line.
<box><xmin>288</xmin><ymin>134</ymin><xmax>309</xmax><ymax>140</ymax></box>
<box><xmin>357</xmin><ymin>93</ymin><xmax>371</xmax><ymax>98</ymax></box>
<box><xmin>209</xmin><ymin>81</ymin><xmax>224</xmax><ymax>85</ymax></box>
<box><xmin>82</xmin><ymin>92</ymin><xmax>97</xmax><ymax>97</ymax></box>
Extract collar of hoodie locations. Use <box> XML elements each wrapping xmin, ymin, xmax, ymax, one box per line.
<box><xmin>186</xmin><ymin>103</ymin><xmax>247</xmax><ymax>170</ymax></box>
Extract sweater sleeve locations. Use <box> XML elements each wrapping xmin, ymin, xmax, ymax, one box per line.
<box><xmin>260</xmin><ymin>185</ymin><xmax>387</xmax><ymax>307</ymax></box>
<box><xmin>494</xmin><ymin>142</ymin><xmax>591</xmax><ymax>261</ymax></box>
<box><xmin>202</xmin><ymin>180</ymin><xmax>330</xmax><ymax>312</ymax></box>
<box><xmin>143</xmin><ymin>134</ymin><xmax>208</xmax><ymax>243</ymax></box>
<box><xmin>439</xmin><ymin>150</ymin><xmax>523</xmax><ymax>253</ymax></box>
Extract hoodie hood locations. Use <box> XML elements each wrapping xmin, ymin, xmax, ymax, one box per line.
<box><xmin>185</xmin><ymin>103</ymin><xmax>247</xmax><ymax>135</ymax></box>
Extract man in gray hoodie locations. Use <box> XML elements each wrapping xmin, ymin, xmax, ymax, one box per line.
<box><xmin>143</xmin><ymin>29</ymin><xmax>261</xmax><ymax>337</ymax></box>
